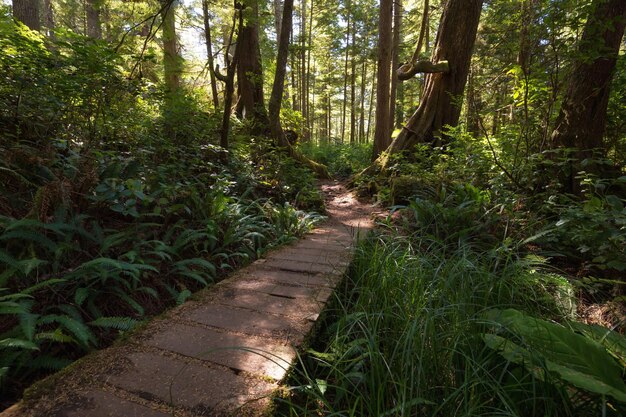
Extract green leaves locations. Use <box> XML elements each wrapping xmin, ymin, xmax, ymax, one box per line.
<box><xmin>483</xmin><ymin>308</ymin><xmax>626</xmax><ymax>403</ymax></box>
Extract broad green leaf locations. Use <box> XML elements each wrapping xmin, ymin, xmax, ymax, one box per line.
<box><xmin>568</xmin><ymin>321</ymin><xmax>626</xmax><ymax>367</ymax></box>
<box><xmin>484</xmin><ymin>309</ymin><xmax>626</xmax><ymax>403</ymax></box>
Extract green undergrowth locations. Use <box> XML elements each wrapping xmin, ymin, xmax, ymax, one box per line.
<box><xmin>275</xmin><ymin>188</ymin><xmax>626</xmax><ymax>416</ymax></box>
<box><xmin>0</xmin><ymin>146</ymin><xmax>324</xmax><ymax>403</ymax></box>
<box><xmin>299</xmin><ymin>142</ymin><xmax>372</xmax><ymax>179</ymax></box>
<box><xmin>0</xmin><ymin>17</ymin><xmax>325</xmax><ymax>406</ymax></box>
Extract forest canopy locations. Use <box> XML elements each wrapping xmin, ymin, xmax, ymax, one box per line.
<box><xmin>1</xmin><ymin>0</ymin><xmax>625</xmax><ymax>414</ymax></box>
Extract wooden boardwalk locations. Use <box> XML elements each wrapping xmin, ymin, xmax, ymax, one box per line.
<box><xmin>2</xmin><ymin>181</ymin><xmax>373</xmax><ymax>417</ymax></box>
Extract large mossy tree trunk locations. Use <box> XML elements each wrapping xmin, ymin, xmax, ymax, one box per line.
<box><xmin>550</xmin><ymin>0</ymin><xmax>626</xmax><ymax>193</ymax></box>
<box><xmin>378</xmin><ymin>0</ymin><xmax>483</xmax><ymax>167</ymax></box>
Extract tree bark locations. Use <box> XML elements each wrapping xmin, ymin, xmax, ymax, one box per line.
<box><xmin>341</xmin><ymin>11</ymin><xmax>351</xmax><ymax>143</ymax></box>
<box><xmin>349</xmin><ymin>19</ymin><xmax>357</xmax><ymax>144</ymax></box>
<box><xmin>86</xmin><ymin>0</ymin><xmax>102</xmax><ymax>39</ymax></box>
<box><xmin>216</xmin><ymin>7</ymin><xmax>242</xmax><ymax>150</ymax></box>
<box><xmin>12</xmin><ymin>0</ymin><xmax>40</xmax><ymax>31</ymax></box>
<box><xmin>161</xmin><ymin>0</ymin><xmax>182</xmax><ymax>94</ymax></box>
<box><xmin>236</xmin><ymin>0</ymin><xmax>269</xmax><ymax>133</ymax></box>
<box><xmin>273</xmin><ymin>0</ymin><xmax>282</xmax><ymax>38</ymax></box>
<box><xmin>43</xmin><ymin>0</ymin><xmax>54</xmax><ymax>35</ymax></box>
<box><xmin>358</xmin><ymin>59</ymin><xmax>367</xmax><ymax>142</ymax></box>
<box><xmin>372</xmin><ymin>0</ymin><xmax>393</xmax><ymax>159</ymax></box>
<box><xmin>381</xmin><ymin>0</ymin><xmax>483</xmax><ymax>163</ymax></box>
<box><xmin>202</xmin><ymin>0</ymin><xmax>220</xmax><ymax>108</ymax></box>
<box><xmin>550</xmin><ymin>0</ymin><xmax>626</xmax><ymax>191</ymax></box>
<box><xmin>300</xmin><ymin>0</ymin><xmax>307</xmax><ymax>133</ymax></box>
<box><xmin>268</xmin><ymin>0</ymin><xmax>329</xmax><ymax>178</ymax></box>
<box><xmin>366</xmin><ymin>66</ymin><xmax>376</xmax><ymax>142</ymax></box>
<box><xmin>389</xmin><ymin>0</ymin><xmax>402</xmax><ymax>135</ymax></box>
<box><xmin>306</xmin><ymin>0</ymin><xmax>314</xmax><ymax>140</ymax></box>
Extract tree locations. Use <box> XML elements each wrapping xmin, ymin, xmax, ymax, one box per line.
<box><xmin>371</xmin><ymin>0</ymin><xmax>393</xmax><ymax>160</ymax></box>
<box><xmin>214</xmin><ymin>5</ymin><xmax>242</xmax><ymax>150</ymax></box>
<box><xmin>236</xmin><ymin>0</ymin><xmax>269</xmax><ymax>134</ymax></box>
<box><xmin>550</xmin><ymin>0</ymin><xmax>626</xmax><ymax>192</ymax></box>
<box><xmin>86</xmin><ymin>0</ymin><xmax>102</xmax><ymax>39</ymax></box>
<box><xmin>389</xmin><ymin>0</ymin><xmax>402</xmax><ymax>135</ymax></box>
<box><xmin>378</xmin><ymin>0</ymin><xmax>483</xmax><ymax>166</ymax></box>
<box><xmin>202</xmin><ymin>0</ymin><xmax>220</xmax><ymax>108</ymax></box>
<box><xmin>269</xmin><ymin>0</ymin><xmax>330</xmax><ymax>178</ymax></box>
<box><xmin>161</xmin><ymin>0</ymin><xmax>182</xmax><ymax>95</ymax></box>
<box><xmin>12</xmin><ymin>0</ymin><xmax>40</xmax><ymax>31</ymax></box>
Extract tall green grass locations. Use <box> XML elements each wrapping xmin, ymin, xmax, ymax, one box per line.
<box><xmin>277</xmin><ymin>231</ymin><xmax>624</xmax><ymax>416</ymax></box>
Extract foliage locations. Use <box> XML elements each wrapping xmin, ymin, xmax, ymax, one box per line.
<box><xmin>483</xmin><ymin>308</ymin><xmax>626</xmax><ymax>405</ymax></box>
<box><xmin>0</xmin><ymin>14</ymin><xmax>324</xmax><ymax>403</ymax></box>
<box><xmin>538</xmin><ymin>174</ymin><xmax>626</xmax><ymax>273</ymax></box>
<box><xmin>277</xmin><ymin>228</ymin><xmax>624</xmax><ymax>416</ymax></box>
<box><xmin>299</xmin><ymin>142</ymin><xmax>373</xmax><ymax>178</ymax></box>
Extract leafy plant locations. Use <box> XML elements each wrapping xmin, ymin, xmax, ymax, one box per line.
<box><xmin>483</xmin><ymin>308</ymin><xmax>626</xmax><ymax>405</ymax></box>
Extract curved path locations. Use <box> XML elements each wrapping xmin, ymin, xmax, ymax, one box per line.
<box><xmin>2</xmin><ymin>181</ymin><xmax>374</xmax><ymax>417</ymax></box>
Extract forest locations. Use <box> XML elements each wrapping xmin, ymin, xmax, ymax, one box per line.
<box><xmin>1</xmin><ymin>0</ymin><xmax>625</xmax><ymax>415</ymax></box>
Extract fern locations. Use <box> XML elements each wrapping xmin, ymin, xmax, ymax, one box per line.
<box><xmin>176</xmin><ymin>289</ymin><xmax>192</xmax><ymax>305</ymax></box>
<box><xmin>89</xmin><ymin>316</ymin><xmax>139</xmax><ymax>331</ymax></box>
<box><xmin>27</xmin><ymin>354</ymin><xmax>72</xmax><ymax>371</ymax></box>
<box><xmin>37</xmin><ymin>314</ymin><xmax>96</xmax><ymax>348</ymax></box>
<box><xmin>35</xmin><ymin>329</ymin><xmax>75</xmax><ymax>344</ymax></box>
<box><xmin>21</xmin><ymin>278</ymin><xmax>66</xmax><ymax>295</ymax></box>
<box><xmin>0</xmin><ymin>229</ymin><xmax>58</xmax><ymax>253</ymax></box>
<box><xmin>111</xmin><ymin>289</ymin><xmax>145</xmax><ymax>316</ymax></box>
<box><xmin>0</xmin><ymin>338</ymin><xmax>39</xmax><ymax>350</ymax></box>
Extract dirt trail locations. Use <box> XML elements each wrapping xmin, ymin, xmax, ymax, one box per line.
<box><xmin>2</xmin><ymin>181</ymin><xmax>376</xmax><ymax>417</ymax></box>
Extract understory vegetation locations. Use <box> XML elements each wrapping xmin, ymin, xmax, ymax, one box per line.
<box><xmin>279</xmin><ymin>136</ymin><xmax>626</xmax><ymax>416</ymax></box>
<box><xmin>0</xmin><ymin>16</ymin><xmax>323</xmax><ymax>405</ymax></box>
<box><xmin>2</xmin><ymin>0</ymin><xmax>626</xmax><ymax>413</ymax></box>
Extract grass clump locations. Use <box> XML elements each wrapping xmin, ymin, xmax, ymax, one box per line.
<box><xmin>276</xmin><ymin>190</ymin><xmax>626</xmax><ymax>417</ymax></box>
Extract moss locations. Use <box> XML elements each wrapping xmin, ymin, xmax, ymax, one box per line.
<box><xmin>390</xmin><ymin>175</ymin><xmax>425</xmax><ymax>205</ymax></box>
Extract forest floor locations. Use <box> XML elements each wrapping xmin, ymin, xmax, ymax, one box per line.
<box><xmin>1</xmin><ymin>181</ymin><xmax>376</xmax><ymax>417</ymax></box>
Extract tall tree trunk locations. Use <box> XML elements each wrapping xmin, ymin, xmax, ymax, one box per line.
<box><xmin>326</xmin><ymin>91</ymin><xmax>331</xmax><ymax>142</ymax></box>
<box><xmin>161</xmin><ymin>0</ymin><xmax>182</xmax><ymax>94</ymax></box>
<box><xmin>551</xmin><ymin>0</ymin><xmax>626</xmax><ymax>192</ymax></box>
<box><xmin>301</xmin><ymin>0</ymin><xmax>309</xmax><ymax>140</ymax></box>
<box><xmin>341</xmin><ymin>12</ymin><xmax>351</xmax><ymax>143</ymax></box>
<box><xmin>268</xmin><ymin>0</ymin><xmax>329</xmax><ymax>178</ymax></box>
<box><xmin>359</xmin><ymin>59</ymin><xmax>367</xmax><ymax>142</ymax></box>
<box><xmin>290</xmin><ymin>27</ymin><xmax>299</xmax><ymax>111</ymax></box>
<box><xmin>389</xmin><ymin>0</ymin><xmax>402</xmax><ymax>135</ymax></box>
<box><xmin>236</xmin><ymin>0</ymin><xmax>269</xmax><ymax>133</ymax></box>
<box><xmin>466</xmin><ymin>64</ymin><xmax>481</xmax><ymax>137</ymax></box>
<box><xmin>349</xmin><ymin>20</ymin><xmax>357</xmax><ymax>144</ymax></box>
<box><xmin>86</xmin><ymin>0</ymin><xmax>102</xmax><ymax>39</ymax></box>
<box><xmin>366</xmin><ymin>65</ymin><xmax>376</xmax><ymax>143</ymax></box>
<box><xmin>269</xmin><ymin>0</ymin><xmax>294</xmax><ymax>139</ymax></box>
<box><xmin>306</xmin><ymin>0</ymin><xmax>314</xmax><ymax>140</ymax></box>
<box><xmin>43</xmin><ymin>0</ymin><xmax>54</xmax><ymax>35</ymax></box>
<box><xmin>12</xmin><ymin>0</ymin><xmax>40</xmax><ymax>30</ymax></box>
<box><xmin>216</xmin><ymin>8</ymin><xmax>241</xmax><ymax>150</ymax></box>
<box><xmin>381</xmin><ymin>0</ymin><xmax>483</xmax><ymax>163</ymax></box>
<box><xmin>273</xmin><ymin>0</ymin><xmax>282</xmax><ymax>38</ymax></box>
<box><xmin>202</xmin><ymin>0</ymin><xmax>220</xmax><ymax>108</ymax></box>
<box><xmin>372</xmin><ymin>0</ymin><xmax>393</xmax><ymax>159</ymax></box>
